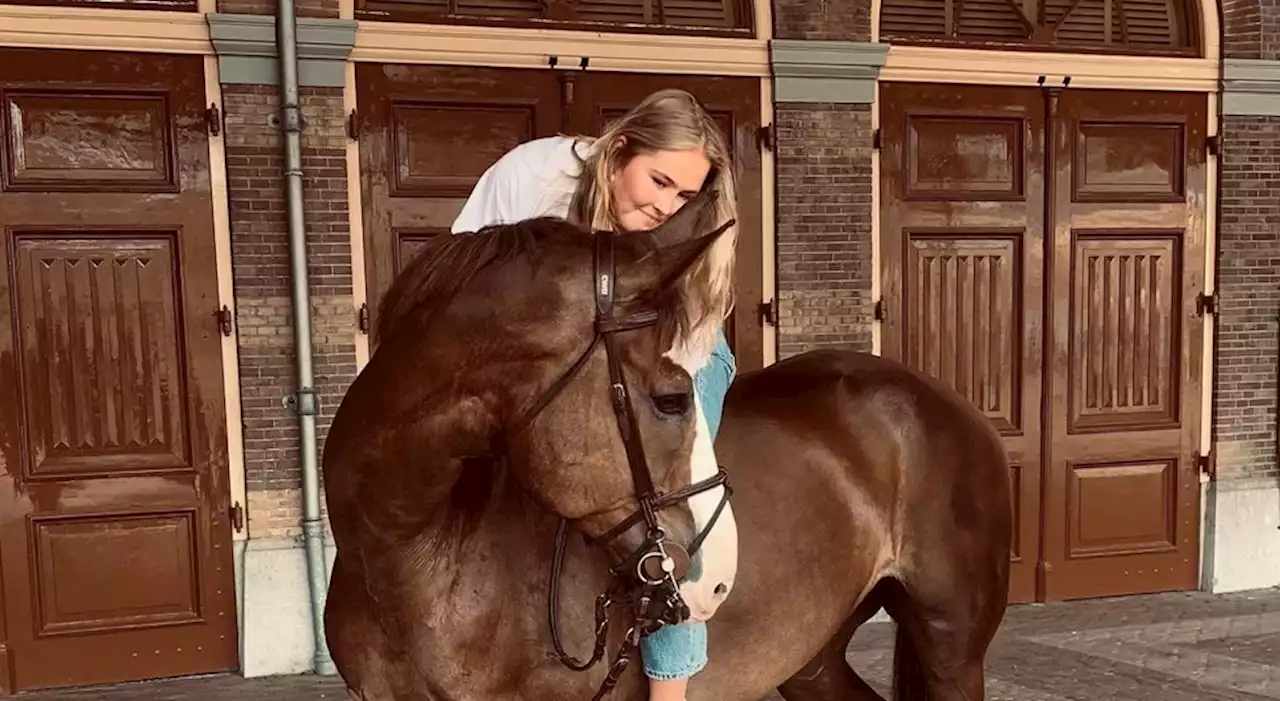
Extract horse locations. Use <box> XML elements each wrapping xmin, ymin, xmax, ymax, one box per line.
<box><xmin>321</xmin><ymin>189</ymin><xmax>1013</xmax><ymax>701</ymax></box>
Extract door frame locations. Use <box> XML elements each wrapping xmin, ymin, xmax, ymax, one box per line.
<box><xmin>869</xmin><ymin>0</ymin><xmax>1222</xmax><ymax>600</ymax></box>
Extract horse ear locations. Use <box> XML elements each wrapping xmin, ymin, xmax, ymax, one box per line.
<box><xmin>643</xmin><ymin>188</ymin><xmax>721</xmax><ymax>247</ymax></box>
<box><xmin>623</xmin><ymin>217</ymin><xmax>736</xmax><ymax>296</ymax></box>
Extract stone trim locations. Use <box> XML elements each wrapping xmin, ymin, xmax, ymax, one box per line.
<box><xmin>208</xmin><ymin>12</ymin><xmax>356</xmax><ymax>87</ymax></box>
<box><xmin>351</xmin><ymin>22</ymin><xmax>769</xmax><ymax>76</ymax></box>
<box><xmin>769</xmin><ymin>40</ymin><xmax>888</xmax><ymax>104</ymax></box>
<box><xmin>1223</xmin><ymin>59</ymin><xmax>1280</xmax><ymax>116</ymax></box>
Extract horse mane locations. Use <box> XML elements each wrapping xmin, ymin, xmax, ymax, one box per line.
<box><xmin>375</xmin><ymin>219</ymin><xmax>559</xmax><ymax>344</ymax></box>
<box><xmin>374</xmin><ymin>216</ymin><xmax>702</xmax><ymax>360</ymax></box>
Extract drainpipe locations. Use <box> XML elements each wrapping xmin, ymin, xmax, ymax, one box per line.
<box><xmin>276</xmin><ymin>0</ymin><xmax>336</xmax><ymax>676</ymax></box>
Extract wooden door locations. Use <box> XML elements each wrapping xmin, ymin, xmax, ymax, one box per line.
<box><xmin>354</xmin><ymin>65</ymin><xmax>564</xmax><ymax>344</ymax></box>
<box><xmin>879</xmin><ymin>83</ymin><xmax>1046</xmax><ymax>604</ymax></box>
<box><xmin>1041</xmin><ymin>89</ymin><xmax>1206</xmax><ymax>600</ymax></box>
<box><xmin>0</xmin><ymin>49</ymin><xmax>238</xmax><ymax>691</ymax></box>
<box><xmin>880</xmin><ymin>83</ymin><xmax>1207</xmax><ymax>603</ymax></box>
<box><xmin>566</xmin><ymin>73</ymin><xmax>765</xmax><ymax>371</ymax></box>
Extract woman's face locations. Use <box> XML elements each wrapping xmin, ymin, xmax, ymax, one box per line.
<box><xmin>610</xmin><ymin>141</ymin><xmax>712</xmax><ymax>233</ymax></box>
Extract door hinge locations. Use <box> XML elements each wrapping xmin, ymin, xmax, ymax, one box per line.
<box><xmin>230</xmin><ymin>501</ymin><xmax>245</xmax><ymax>533</ymax></box>
<box><xmin>1196</xmin><ymin>291</ymin><xmax>1218</xmax><ymax>316</ymax></box>
<box><xmin>347</xmin><ymin>108</ymin><xmax>359</xmax><ymax>140</ymax></box>
<box><xmin>1206</xmin><ymin>134</ymin><xmax>1220</xmax><ymax>157</ymax></box>
<box><xmin>872</xmin><ymin>127</ymin><xmax>881</xmax><ymax>150</ymax></box>
<box><xmin>205</xmin><ymin>103</ymin><xmax>222</xmax><ymax>137</ymax></box>
<box><xmin>873</xmin><ymin>298</ymin><xmax>887</xmax><ymax>322</ymax></box>
<box><xmin>358</xmin><ymin>302</ymin><xmax>370</xmax><ymax>334</ymax></box>
<box><xmin>1196</xmin><ymin>452</ymin><xmax>1214</xmax><ymax>480</ymax></box>
<box><xmin>757</xmin><ymin>298</ymin><xmax>778</xmax><ymax>325</ymax></box>
<box><xmin>215</xmin><ymin>305</ymin><xmax>234</xmax><ymax>337</ymax></box>
<box><xmin>756</xmin><ymin>124</ymin><xmax>773</xmax><ymax>152</ymax></box>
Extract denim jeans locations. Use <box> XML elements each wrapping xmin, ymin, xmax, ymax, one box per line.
<box><xmin>640</xmin><ymin>329</ymin><xmax>735</xmax><ymax>681</ymax></box>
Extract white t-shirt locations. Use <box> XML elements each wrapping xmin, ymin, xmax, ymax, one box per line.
<box><xmin>451</xmin><ymin>135</ymin><xmax>596</xmax><ymax>234</ymax></box>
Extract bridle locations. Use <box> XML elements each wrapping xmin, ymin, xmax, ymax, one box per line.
<box><xmin>504</xmin><ymin>228</ymin><xmax>734</xmax><ymax>699</ymax></box>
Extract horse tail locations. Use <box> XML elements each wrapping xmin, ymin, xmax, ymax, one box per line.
<box><xmin>891</xmin><ymin>623</ymin><xmax>928</xmax><ymax>701</ymax></box>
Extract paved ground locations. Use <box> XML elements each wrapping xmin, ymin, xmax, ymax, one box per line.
<box><xmin>16</xmin><ymin>588</ymin><xmax>1280</xmax><ymax>700</ymax></box>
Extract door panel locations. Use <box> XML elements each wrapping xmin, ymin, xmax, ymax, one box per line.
<box><xmin>568</xmin><ymin>73</ymin><xmax>764</xmax><ymax>371</ymax></box>
<box><xmin>354</xmin><ymin>64</ymin><xmax>564</xmax><ymax>344</ymax></box>
<box><xmin>1042</xmin><ymin>89</ymin><xmax>1206</xmax><ymax>600</ymax></box>
<box><xmin>0</xmin><ymin>48</ymin><xmax>237</xmax><ymax>691</ymax></box>
<box><xmin>879</xmin><ymin>83</ymin><xmax>1045</xmax><ymax>604</ymax></box>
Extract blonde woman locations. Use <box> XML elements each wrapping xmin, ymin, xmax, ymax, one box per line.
<box><xmin>451</xmin><ymin>88</ymin><xmax>739</xmax><ymax>701</ymax></box>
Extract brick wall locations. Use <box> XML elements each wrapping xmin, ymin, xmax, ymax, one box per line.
<box><xmin>1222</xmin><ymin>0</ymin><xmax>1280</xmax><ymax>59</ymax></box>
<box><xmin>772</xmin><ymin>0</ymin><xmax>869</xmax><ymax>42</ymax></box>
<box><xmin>222</xmin><ymin>84</ymin><xmax>357</xmax><ymax>537</ymax></box>
<box><xmin>216</xmin><ymin>0</ymin><xmax>339</xmax><ymax>19</ymax></box>
<box><xmin>1213</xmin><ymin>0</ymin><xmax>1280</xmax><ymax>481</ymax></box>
<box><xmin>773</xmin><ymin>104</ymin><xmax>874</xmax><ymax>359</ymax></box>
<box><xmin>1213</xmin><ymin>116</ymin><xmax>1280</xmax><ymax>481</ymax></box>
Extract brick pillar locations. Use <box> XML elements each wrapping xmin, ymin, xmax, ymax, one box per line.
<box><xmin>768</xmin><ymin>31</ymin><xmax>885</xmax><ymax>358</ymax></box>
<box><xmin>1201</xmin><ymin>4</ymin><xmax>1280</xmax><ymax>593</ymax></box>
<box><xmin>216</xmin><ymin>0</ymin><xmax>339</xmax><ymax>19</ymax></box>
<box><xmin>209</xmin><ymin>13</ymin><xmax>357</xmax><ymax>676</ymax></box>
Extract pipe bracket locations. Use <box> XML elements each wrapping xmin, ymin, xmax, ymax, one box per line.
<box><xmin>284</xmin><ymin>388</ymin><xmax>320</xmax><ymax>416</ymax></box>
<box><xmin>281</xmin><ymin>103</ymin><xmax>305</xmax><ymax>133</ymax></box>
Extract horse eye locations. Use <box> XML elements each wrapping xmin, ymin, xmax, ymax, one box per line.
<box><xmin>652</xmin><ymin>393</ymin><xmax>692</xmax><ymax>416</ymax></box>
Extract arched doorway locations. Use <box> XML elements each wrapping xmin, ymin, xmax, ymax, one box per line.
<box><xmin>874</xmin><ymin>0</ymin><xmax>1214</xmax><ymax>604</ymax></box>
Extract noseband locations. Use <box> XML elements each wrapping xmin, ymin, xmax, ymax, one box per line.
<box><xmin>505</xmin><ymin>229</ymin><xmax>733</xmax><ymax>699</ymax></box>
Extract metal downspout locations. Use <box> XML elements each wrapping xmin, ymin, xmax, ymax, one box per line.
<box><xmin>276</xmin><ymin>0</ymin><xmax>336</xmax><ymax>675</ymax></box>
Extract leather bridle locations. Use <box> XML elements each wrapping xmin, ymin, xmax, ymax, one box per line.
<box><xmin>504</xmin><ymin>228</ymin><xmax>734</xmax><ymax>699</ymax></box>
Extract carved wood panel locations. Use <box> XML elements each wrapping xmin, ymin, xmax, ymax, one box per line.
<box><xmin>904</xmin><ymin>232</ymin><xmax>1023</xmax><ymax>434</ymax></box>
<box><xmin>12</xmin><ymin>235</ymin><xmax>192</xmax><ymax>478</ymax></box>
<box><xmin>0</xmin><ymin>48</ymin><xmax>236</xmax><ymax>692</ymax></box>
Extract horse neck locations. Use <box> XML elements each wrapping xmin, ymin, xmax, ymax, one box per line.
<box><xmin>349</xmin><ymin>324</ymin><xmax>516</xmax><ymax>542</ymax></box>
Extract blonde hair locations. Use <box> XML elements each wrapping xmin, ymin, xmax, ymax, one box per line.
<box><xmin>567</xmin><ymin>88</ymin><xmax>738</xmax><ymax>368</ymax></box>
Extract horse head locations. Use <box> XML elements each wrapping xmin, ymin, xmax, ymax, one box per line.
<box><xmin>507</xmin><ymin>190</ymin><xmax>738</xmax><ymax>625</ymax></box>
<box><xmin>369</xmin><ymin>191</ymin><xmax>737</xmax><ymax>626</ymax></box>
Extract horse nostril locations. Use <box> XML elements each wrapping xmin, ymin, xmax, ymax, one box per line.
<box><xmin>714</xmin><ymin>583</ymin><xmax>728</xmax><ymax>595</ymax></box>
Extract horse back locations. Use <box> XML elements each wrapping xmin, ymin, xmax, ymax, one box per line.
<box><xmin>720</xmin><ymin>348</ymin><xmax>1012</xmax><ymax>577</ymax></box>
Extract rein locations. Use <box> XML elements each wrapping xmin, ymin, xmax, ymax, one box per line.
<box><xmin>505</xmin><ymin>229</ymin><xmax>734</xmax><ymax>699</ymax></box>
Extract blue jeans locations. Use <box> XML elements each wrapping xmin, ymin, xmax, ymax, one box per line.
<box><xmin>640</xmin><ymin>329</ymin><xmax>736</xmax><ymax>681</ymax></box>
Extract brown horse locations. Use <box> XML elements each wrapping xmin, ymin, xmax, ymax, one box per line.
<box><xmin>322</xmin><ymin>191</ymin><xmax>1012</xmax><ymax>701</ymax></box>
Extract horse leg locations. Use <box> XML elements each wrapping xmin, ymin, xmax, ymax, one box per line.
<box><xmin>885</xmin><ymin>577</ymin><xmax>999</xmax><ymax>701</ymax></box>
<box><xmin>777</xmin><ymin>592</ymin><xmax>888</xmax><ymax>701</ymax></box>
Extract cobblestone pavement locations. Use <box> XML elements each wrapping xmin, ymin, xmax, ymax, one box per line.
<box><xmin>17</xmin><ymin>588</ymin><xmax>1280</xmax><ymax>700</ymax></box>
